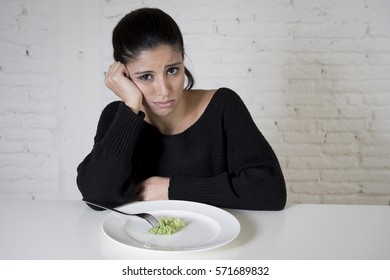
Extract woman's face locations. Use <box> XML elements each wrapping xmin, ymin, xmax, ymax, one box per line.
<box><xmin>126</xmin><ymin>44</ymin><xmax>185</xmax><ymax>118</ymax></box>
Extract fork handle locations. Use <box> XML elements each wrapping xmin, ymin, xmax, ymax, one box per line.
<box><xmin>83</xmin><ymin>200</ymin><xmax>129</xmax><ymax>216</ymax></box>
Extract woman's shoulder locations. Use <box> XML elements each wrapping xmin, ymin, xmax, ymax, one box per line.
<box><xmin>185</xmin><ymin>87</ymin><xmax>244</xmax><ymax>119</ymax></box>
<box><xmin>202</xmin><ymin>88</ymin><xmax>245</xmax><ymax>112</ymax></box>
<box><xmin>187</xmin><ymin>87</ymin><xmax>240</xmax><ymax>105</ymax></box>
<box><xmin>214</xmin><ymin>87</ymin><xmax>242</xmax><ymax>100</ymax></box>
<box><xmin>188</xmin><ymin>87</ymin><xmax>237</xmax><ymax>95</ymax></box>
<box><xmin>188</xmin><ymin>87</ymin><xmax>244</xmax><ymax>112</ymax></box>
<box><xmin>186</xmin><ymin>88</ymin><xmax>216</xmax><ymax>100</ymax></box>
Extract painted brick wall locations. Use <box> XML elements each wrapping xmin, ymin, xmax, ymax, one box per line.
<box><xmin>0</xmin><ymin>0</ymin><xmax>63</xmax><ymax>199</ymax></box>
<box><xmin>0</xmin><ymin>0</ymin><xmax>389</xmax><ymax>205</ymax></box>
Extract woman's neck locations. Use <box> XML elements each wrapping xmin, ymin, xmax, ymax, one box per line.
<box><xmin>144</xmin><ymin>93</ymin><xmax>188</xmax><ymax>135</ymax></box>
<box><xmin>143</xmin><ymin>89</ymin><xmax>215</xmax><ymax>136</ymax></box>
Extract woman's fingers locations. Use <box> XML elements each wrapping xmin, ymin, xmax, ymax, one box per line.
<box><xmin>104</xmin><ymin>62</ymin><xmax>143</xmax><ymax>113</ymax></box>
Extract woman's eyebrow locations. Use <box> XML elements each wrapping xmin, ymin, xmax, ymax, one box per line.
<box><xmin>134</xmin><ymin>70</ymin><xmax>153</xmax><ymax>75</ymax></box>
<box><xmin>165</xmin><ymin>61</ymin><xmax>183</xmax><ymax>68</ymax></box>
<box><xmin>133</xmin><ymin>61</ymin><xmax>183</xmax><ymax>75</ymax></box>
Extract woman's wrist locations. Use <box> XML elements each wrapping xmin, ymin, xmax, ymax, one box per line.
<box><xmin>123</xmin><ymin>95</ymin><xmax>142</xmax><ymax>114</ymax></box>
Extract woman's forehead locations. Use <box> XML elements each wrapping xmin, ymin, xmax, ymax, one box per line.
<box><xmin>127</xmin><ymin>45</ymin><xmax>183</xmax><ymax>71</ymax></box>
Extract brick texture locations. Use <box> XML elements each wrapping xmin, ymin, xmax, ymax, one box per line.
<box><xmin>0</xmin><ymin>0</ymin><xmax>389</xmax><ymax>205</ymax></box>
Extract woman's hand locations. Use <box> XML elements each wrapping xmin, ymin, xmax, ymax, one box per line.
<box><xmin>135</xmin><ymin>177</ymin><xmax>170</xmax><ymax>201</ymax></box>
<box><xmin>104</xmin><ymin>62</ymin><xmax>143</xmax><ymax>114</ymax></box>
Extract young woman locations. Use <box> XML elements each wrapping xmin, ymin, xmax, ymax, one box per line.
<box><xmin>77</xmin><ymin>8</ymin><xmax>286</xmax><ymax>210</ymax></box>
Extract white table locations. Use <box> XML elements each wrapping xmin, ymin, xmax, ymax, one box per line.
<box><xmin>0</xmin><ymin>200</ymin><xmax>389</xmax><ymax>259</ymax></box>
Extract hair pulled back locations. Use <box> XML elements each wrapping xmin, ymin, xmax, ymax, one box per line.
<box><xmin>112</xmin><ymin>8</ymin><xmax>194</xmax><ymax>89</ymax></box>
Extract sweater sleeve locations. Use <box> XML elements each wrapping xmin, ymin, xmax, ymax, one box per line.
<box><xmin>76</xmin><ymin>101</ymin><xmax>145</xmax><ymax>208</ymax></box>
<box><xmin>169</xmin><ymin>89</ymin><xmax>286</xmax><ymax>210</ymax></box>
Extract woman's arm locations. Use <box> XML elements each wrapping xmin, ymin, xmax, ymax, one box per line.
<box><xmin>76</xmin><ymin>101</ymin><xmax>145</xmax><ymax>208</ymax></box>
<box><xmin>77</xmin><ymin>62</ymin><xmax>145</xmax><ymax>209</ymax></box>
<box><xmin>169</xmin><ymin>89</ymin><xmax>286</xmax><ymax>210</ymax></box>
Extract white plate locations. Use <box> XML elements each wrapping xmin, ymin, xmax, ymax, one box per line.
<box><xmin>101</xmin><ymin>200</ymin><xmax>240</xmax><ymax>252</ymax></box>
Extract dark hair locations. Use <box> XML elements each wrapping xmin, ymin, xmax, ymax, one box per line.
<box><xmin>112</xmin><ymin>8</ymin><xmax>195</xmax><ymax>89</ymax></box>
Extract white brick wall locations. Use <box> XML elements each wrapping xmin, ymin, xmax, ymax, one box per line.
<box><xmin>0</xmin><ymin>0</ymin><xmax>389</xmax><ymax>205</ymax></box>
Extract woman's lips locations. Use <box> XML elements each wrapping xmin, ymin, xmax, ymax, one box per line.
<box><xmin>153</xmin><ymin>100</ymin><xmax>175</xmax><ymax>109</ymax></box>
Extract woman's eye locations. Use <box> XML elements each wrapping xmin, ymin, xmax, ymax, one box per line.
<box><xmin>139</xmin><ymin>74</ymin><xmax>152</xmax><ymax>81</ymax></box>
<box><xmin>167</xmin><ymin>67</ymin><xmax>178</xmax><ymax>75</ymax></box>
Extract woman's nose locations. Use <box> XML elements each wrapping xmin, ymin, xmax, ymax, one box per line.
<box><xmin>156</xmin><ymin>77</ymin><xmax>169</xmax><ymax>96</ymax></box>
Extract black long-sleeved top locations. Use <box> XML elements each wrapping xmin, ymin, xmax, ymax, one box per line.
<box><xmin>77</xmin><ymin>88</ymin><xmax>286</xmax><ymax>210</ymax></box>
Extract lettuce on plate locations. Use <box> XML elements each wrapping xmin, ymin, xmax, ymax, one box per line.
<box><xmin>148</xmin><ymin>217</ymin><xmax>185</xmax><ymax>235</ymax></box>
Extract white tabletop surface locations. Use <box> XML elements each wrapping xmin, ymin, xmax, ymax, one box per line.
<box><xmin>0</xmin><ymin>200</ymin><xmax>389</xmax><ymax>260</ymax></box>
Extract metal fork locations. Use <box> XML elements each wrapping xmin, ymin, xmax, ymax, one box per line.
<box><xmin>83</xmin><ymin>200</ymin><xmax>159</xmax><ymax>227</ymax></box>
